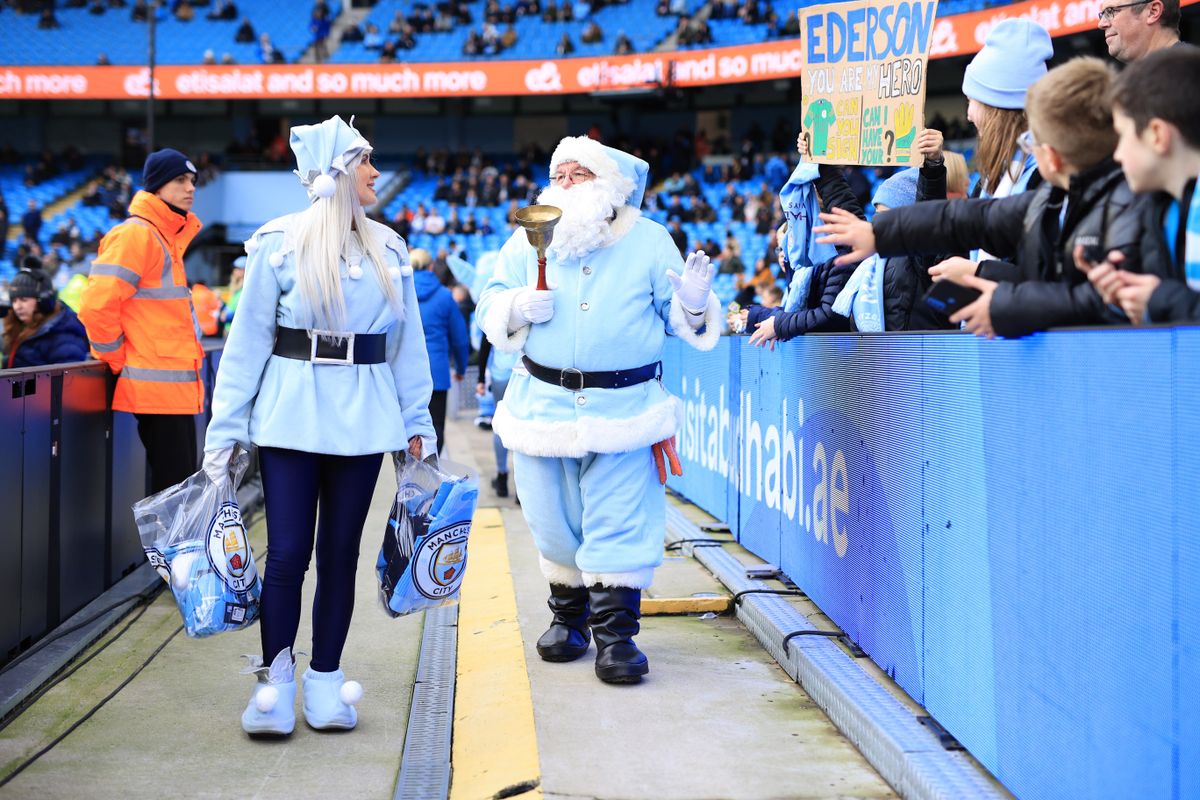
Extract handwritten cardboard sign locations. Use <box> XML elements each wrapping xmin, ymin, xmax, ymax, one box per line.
<box><xmin>799</xmin><ymin>0</ymin><xmax>939</xmax><ymax>166</ymax></box>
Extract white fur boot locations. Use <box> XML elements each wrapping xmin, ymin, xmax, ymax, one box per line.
<box><xmin>240</xmin><ymin>648</ymin><xmax>297</xmax><ymax>736</ymax></box>
<box><xmin>302</xmin><ymin>667</ymin><xmax>362</xmax><ymax>731</ymax></box>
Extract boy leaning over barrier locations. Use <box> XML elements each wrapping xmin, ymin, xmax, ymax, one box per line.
<box><xmin>814</xmin><ymin>57</ymin><xmax>1171</xmax><ymax>339</ymax></box>
<box><xmin>1077</xmin><ymin>47</ymin><xmax>1200</xmax><ymax>324</ymax></box>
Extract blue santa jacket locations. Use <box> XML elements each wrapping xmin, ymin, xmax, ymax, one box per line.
<box><xmin>476</xmin><ymin>208</ymin><xmax>722</xmax><ymax>458</ymax></box>
<box><xmin>413</xmin><ymin>269</ymin><xmax>469</xmax><ymax>391</ymax></box>
<box><xmin>7</xmin><ymin>303</ymin><xmax>89</xmax><ymax>368</ymax></box>
<box><xmin>204</xmin><ymin>214</ymin><xmax>435</xmax><ymax>457</ymax></box>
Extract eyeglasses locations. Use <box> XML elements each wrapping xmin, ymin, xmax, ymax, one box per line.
<box><xmin>1097</xmin><ymin>1</ymin><xmax>1150</xmax><ymax>22</ymax></box>
<box><xmin>551</xmin><ymin>168</ymin><xmax>595</xmax><ymax>185</ymax></box>
<box><xmin>1017</xmin><ymin>130</ymin><xmax>1038</xmax><ymax>156</ymax></box>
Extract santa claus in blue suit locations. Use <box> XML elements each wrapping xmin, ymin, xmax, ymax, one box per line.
<box><xmin>476</xmin><ymin>136</ymin><xmax>720</xmax><ymax>683</ymax></box>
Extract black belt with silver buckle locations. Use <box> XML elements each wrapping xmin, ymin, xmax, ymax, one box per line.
<box><xmin>522</xmin><ymin>355</ymin><xmax>661</xmax><ymax>392</ymax></box>
<box><xmin>273</xmin><ymin>326</ymin><xmax>387</xmax><ymax>365</ymax></box>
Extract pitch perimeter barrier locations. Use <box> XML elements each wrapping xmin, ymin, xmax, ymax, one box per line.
<box><xmin>663</xmin><ymin>329</ymin><xmax>1199</xmax><ymax>800</ymax></box>
<box><xmin>0</xmin><ymin>347</ymin><xmax>226</xmax><ymax>667</ymax></box>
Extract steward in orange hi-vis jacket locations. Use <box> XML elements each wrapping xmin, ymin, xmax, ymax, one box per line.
<box><xmin>79</xmin><ymin>148</ymin><xmax>204</xmax><ymax>493</ymax></box>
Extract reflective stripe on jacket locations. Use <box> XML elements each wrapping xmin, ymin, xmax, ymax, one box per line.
<box><xmin>78</xmin><ymin>190</ymin><xmax>205</xmax><ymax>414</ymax></box>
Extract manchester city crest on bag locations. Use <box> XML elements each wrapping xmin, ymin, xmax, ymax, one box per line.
<box><xmin>134</xmin><ymin>446</ymin><xmax>262</xmax><ymax>637</ymax></box>
<box><xmin>377</xmin><ymin>455</ymin><xmax>479</xmax><ymax>617</ymax></box>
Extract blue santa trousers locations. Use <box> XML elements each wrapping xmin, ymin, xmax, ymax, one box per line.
<box><xmin>512</xmin><ymin>448</ymin><xmax>665</xmax><ymax>578</ymax></box>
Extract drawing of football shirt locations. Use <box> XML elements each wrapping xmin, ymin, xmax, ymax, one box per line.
<box><xmin>803</xmin><ymin>99</ymin><xmax>836</xmax><ymax>157</ymax></box>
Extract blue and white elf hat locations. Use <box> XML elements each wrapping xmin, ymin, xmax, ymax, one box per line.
<box><xmin>289</xmin><ymin>115</ymin><xmax>371</xmax><ymax>202</ymax></box>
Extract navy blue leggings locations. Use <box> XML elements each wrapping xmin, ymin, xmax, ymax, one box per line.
<box><xmin>258</xmin><ymin>447</ymin><xmax>383</xmax><ymax>672</ymax></box>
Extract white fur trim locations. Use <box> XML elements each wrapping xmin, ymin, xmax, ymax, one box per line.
<box><xmin>604</xmin><ymin>206</ymin><xmax>641</xmax><ymax>248</ymax></box>
<box><xmin>480</xmin><ymin>287</ymin><xmax>530</xmax><ymax>353</ymax></box>
<box><xmin>551</xmin><ymin>136</ymin><xmax>623</xmax><ymax>187</ymax></box>
<box><xmin>539</xmin><ymin>555</ymin><xmax>585</xmax><ymax>587</ymax></box>
<box><xmin>494</xmin><ymin>395</ymin><xmax>679</xmax><ymax>458</ymax></box>
<box><xmin>582</xmin><ymin>568</ymin><xmax>655</xmax><ymax>590</ymax></box>
<box><xmin>669</xmin><ymin>292</ymin><xmax>721</xmax><ymax>352</ymax></box>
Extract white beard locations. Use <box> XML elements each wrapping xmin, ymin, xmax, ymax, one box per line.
<box><xmin>537</xmin><ymin>177</ymin><xmax>628</xmax><ymax>260</ymax></box>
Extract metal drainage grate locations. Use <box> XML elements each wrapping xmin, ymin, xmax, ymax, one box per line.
<box><xmin>394</xmin><ymin>603</ymin><xmax>459</xmax><ymax>800</ymax></box>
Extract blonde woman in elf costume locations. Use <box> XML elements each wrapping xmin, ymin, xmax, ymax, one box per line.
<box><xmin>204</xmin><ymin>116</ymin><xmax>436</xmax><ymax>735</ymax></box>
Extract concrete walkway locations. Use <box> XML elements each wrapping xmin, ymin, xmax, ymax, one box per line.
<box><xmin>0</xmin><ymin>413</ymin><xmax>897</xmax><ymax>800</ymax></box>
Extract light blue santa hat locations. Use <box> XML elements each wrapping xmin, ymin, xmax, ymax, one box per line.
<box><xmin>549</xmin><ymin>135</ymin><xmax>650</xmax><ymax>210</ymax></box>
<box><xmin>289</xmin><ymin>115</ymin><xmax>371</xmax><ymax>202</ymax></box>
<box><xmin>962</xmin><ymin>19</ymin><xmax>1053</xmax><ymax>110</ymax></box>
<box><xmin>871</xmin><ymin>168</ymin><xmax>919</xmax><ymax>210</ymax></box>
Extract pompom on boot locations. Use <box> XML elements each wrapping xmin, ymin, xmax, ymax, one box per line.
<box><xmin>303</xmin><ymin>667</ymin><xmax>363</xmax><ymax>731</ymax></box>
<box><xmin>241</xmin><ymin>647</ymin><xmax>297</xmax><ymax>736</ymax></box>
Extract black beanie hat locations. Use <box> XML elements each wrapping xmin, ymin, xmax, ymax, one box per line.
<box><xmin>142</xmin><ymin>148</ymin><xmax>196</xmax><ymax>194</ymax></box>
<box><xmin>11</xmin><ymin>261</ymin><xmax>52</xmax><ymax>300</ymax></box>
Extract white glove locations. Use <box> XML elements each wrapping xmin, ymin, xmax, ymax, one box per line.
<box><xmin>203</xmin><ymin>447</ymin><xmax>234</xmax><ymax>485</ymax></box>
<box><xmin>508</xmin><ymin>288</ymin><xmax>555</xmax><ymax>331</ymax></box>
<box><xmin>667</xmin><ymin>251</ymin><xmax>715</xmax><ymax>314</ymax></box>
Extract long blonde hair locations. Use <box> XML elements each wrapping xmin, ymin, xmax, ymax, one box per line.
<box><xmin>292</xmin><ymin>152</ymin><xmax>401</xmax><ymax>332</ymax></box>
<box><xmin>974</xmin><ymin>102</ymin><xmax>1028</xmax><ymax>194</ymax></box>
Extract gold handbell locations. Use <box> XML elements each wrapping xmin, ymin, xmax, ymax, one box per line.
<box><xmin>514</xmin><ymin>204</ymin><xmax>562</xmax><ymax>290</ymax></box>
<box><xmin>514</xmin><ymin>204</ymin><xmax>562</xmax><ymax>259</ymax></box>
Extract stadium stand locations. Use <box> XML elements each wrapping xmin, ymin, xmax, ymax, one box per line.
<box><xmin>2</xmin><ymin>0</ymin><xmax>1028</xmax><ymax>66</ymax></box>
<box><xmin>0</xmin><ymin>0</ymin><xmax>340</xmax><ymax>66</ymax></box>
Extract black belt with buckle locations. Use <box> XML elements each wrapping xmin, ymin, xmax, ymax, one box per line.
<box><xmin>273</xmin><ymin>326</ymin><xmax>387</xmax><ymax>365</ymax></box>
<box><xmin>522</xmin><ymin>355</ymin><xmax>661</xmax><ymax>392</ymax></box>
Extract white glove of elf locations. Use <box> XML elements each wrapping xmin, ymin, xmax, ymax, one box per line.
<box><xmin>203</xmin><ymin>447</ymin><xmax>235</xmax><ymax>485</ymax></box>
<box><xmin>508</xmin><ymin>287</ymin><xmax>555</xmax><ymax>331</ymax></box>
<box><xmin>666</xmin><ymin>251</ymin><xmax>715</xmax><ymax>319</ymax></box>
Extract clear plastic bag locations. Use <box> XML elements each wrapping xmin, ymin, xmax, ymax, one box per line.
<box><xmin>133</xmin><ymin>446</ymin><xmax>262</xmax><ymax>637</ymax></box>
<box><xmin>377</xmin><ymin>454</ymin><xmax>479</xmax><ymax>617</ymax></box>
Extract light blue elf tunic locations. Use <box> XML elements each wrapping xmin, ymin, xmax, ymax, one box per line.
<box><xmin>205</xmin><ymin>214</ymin><xmax>436</xmax><ymax>457</ymax></box>
<box><xmin>476</xmin><ymin>145</ymin><xmax>721</xmax><ymax>588</ymax></box>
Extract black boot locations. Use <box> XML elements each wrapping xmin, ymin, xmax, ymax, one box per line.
<box><xmin>588</xmin><ymin>585</ymin><xmax>649</xmax><ymax>684</ymax></box>
<box><xmin>535</xmin><ymin>584</ymin><xmax>591</xmax><ymax>662</ymax></box>
<box><xmin>491</xmin><ymin>472</ymin><xmax>509</xmax><ymax>498</ymax></box>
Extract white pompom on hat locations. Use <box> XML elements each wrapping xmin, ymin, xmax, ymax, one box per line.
<box><xmin>289</xmin><ymin>115</ymin><xmax>372</xmax><ymax>202</ymax></box>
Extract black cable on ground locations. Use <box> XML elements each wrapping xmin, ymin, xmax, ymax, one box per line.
<box><xmin>0</xmin><ymin>602</ymin><xmax>154</xmax><ymax>735</ymax></box>
<box><xmin>0</xmin><ymin>587</ymin><xmax>163</xmax><ymax>678</ymax></box>
<box><xmin>781</xmin><ymin>629</ymin><xmax>868</xmax><ymax>658</ymax></box>
<box><xmin>731</xmin><ymin>589</ymin><xmax>807</xmax><ymax>606</ymax></box>
<box><xmin>0</xmin><ymin>623</ymin><xmax>184</xmax><ymax>789</ymax></box>
<box><xmin>664</xmin><ymin>538</ymin><xmax>732</xmax><ymax>552</ymax></box>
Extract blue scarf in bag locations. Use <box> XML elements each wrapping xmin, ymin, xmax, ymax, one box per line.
<box><xmin>779</xmin><ymin>162</ymin><xmax>838</xmax><ymax>312</ymax></box>
<box><xmin>831</xmin><ymin>254</ymin><xmax>885</xmax><ymax>332</ymax></box>
<box><xmin>1185</xmin><ymin>183</ymin><xmax>1200</xmax><ymax>291</ymax></box>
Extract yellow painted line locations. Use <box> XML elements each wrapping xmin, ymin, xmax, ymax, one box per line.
<box><xmin>451</xmin><ymin>507</ymin><xmax>543</xmax><ymax>800</ymax></box>
<box><xmin>641</xmin><ymin>596</ymin><xmax>731</xmax><ymax>615</ymax></box>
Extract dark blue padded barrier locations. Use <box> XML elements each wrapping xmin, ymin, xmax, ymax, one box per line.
<box><xmin>663</xmin><ymin>328</ymin><xmax>1198</xmax><ymax>800</ymax></box>
<box><xmin>0</xmin><ymin>348</ymin><xmax>225</xmax><ymax>667</ymax></box>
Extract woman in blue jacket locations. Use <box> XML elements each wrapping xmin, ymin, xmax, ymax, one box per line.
<box><xmin>410</xmin><ymin>247</ymin><xmax>469</xmax><ymax>456</ymax></box>
<box><xmin>3</xmin><ymin>262</ymin><xmax>89</xmax><ymax>369</ymax></box>
<box><xmin>203</xmin><ymin>116</ymin><xmax>436</xmax><ymax>738</ymax></box>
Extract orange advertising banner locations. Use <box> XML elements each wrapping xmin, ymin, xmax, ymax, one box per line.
<box><xmin>0</xmin><ymin>39</ymin><xmax>806</xmax><ymax>101</ymax></box>
<box><xmin>931</xmin><ymin>0</ymin><xmax>1200</xmax><ymax>57</ymax></box>
<box><xmin>1</xmin><ymin>0</ymin><xmax>1195</xmax><ymax>102</ymax></box>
